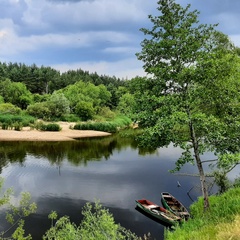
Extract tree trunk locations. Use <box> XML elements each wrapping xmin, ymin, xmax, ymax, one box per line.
<box><xmin>189</xmin><ymin>121</ymin><xmax>210</xmax><ymax>211</ymax></box>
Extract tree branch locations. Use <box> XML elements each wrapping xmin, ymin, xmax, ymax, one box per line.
<box><xmin>201</xmin><ymin>159</ymin><xmax>218</xmax><ymax>164</ymax></box>
<box><xmin>173</xmin><ymin>172</ymin><xmax>214</xmax><ymax>177</ymax></box>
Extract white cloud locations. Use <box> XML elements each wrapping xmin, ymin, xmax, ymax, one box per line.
<box><xmin>52</xmin><ymin>57</ymin><xmax>146</xmax><ymax>79</ymax></box>
<box><xmin>20</xmin><ymin>0</ymin><xmax>149</xmax><ymax>33</ymax></box>
<box><xmin>229</xmin><ymin>34</ymin><xmax>240</xmax><ymax>47</ymax></box>
<box><xmin>0</xmin><ymin>0</ymin><xmax>240</xmax><ymax>79</ymax></box>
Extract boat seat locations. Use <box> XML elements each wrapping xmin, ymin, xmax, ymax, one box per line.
<box><xmin>148</xmin><ymin>205</ymin><xmax>156</xmax><ymax>209</ymax></box>
<box><xmin>171</xmin><ymin>205</ymin><xmax>179</xmax><ymax>210</ymax></box>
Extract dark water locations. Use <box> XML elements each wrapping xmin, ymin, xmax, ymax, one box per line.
<box><xmin>0</xmin><ymin>135</ymin><xmax>225</xmax><ymax>240</ymax></box>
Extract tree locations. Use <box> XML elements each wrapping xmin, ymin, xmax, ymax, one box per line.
<box><xmin>0</xmin><ymin>103</ymin><xmax>22</xmax><ymax>115</ymax></box>
<box><xmin>75</xmin><ymin>101</ymin><xmax>95</xmax><ymax>121</ymax></box>
<box><xmin>43</xmin><ymin>201</ymin><xmax>139</xmax><ymax>240</ymax></box>
<box><xmin>117</xmin><ymin>93</ymin><xmax>136</xmax><ymax>117</ymax></box>
<box><xmin>136</xmin><ymin>0</ymin><xmax>240</xmax><ymax>211</ymax></box>
<box><xmin>47</xmin><ymin>92</ymin><xmax>70</xmax><ymax>118</ymax></box>
<box><xmin>0</xmin><ymin>79</ymin><xmax>33</xmax><ymax>109</ymax></box>
<box><xmin>0</xmin><ymin>177</ymin><xmax>37</xmax><ymax>239</ymax></box>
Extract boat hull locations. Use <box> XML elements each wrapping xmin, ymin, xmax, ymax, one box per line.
<box><xmin>161</xmin><ymin>192</ymin><xmax>190</xmax><ymax>220</ymax></box>
<box><xmin>135</xmin><ymin>199</ymin><xmax>181</xmax><ymax>226</ymax></box>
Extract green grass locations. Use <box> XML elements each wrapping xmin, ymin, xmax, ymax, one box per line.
<box><xmin>34</xmin><ymin>121</ymin><xmax>62</xmax><ymax>131</ymax></box>
<box><xmin>0</xmin><ymin>114</ymin><xmax>35</xmax><ymax>130</ymax></box>
<box><xmin>73</xmin><ymin>115</ymin><xmax>132</xmax><ymax>133</ymax></box>
<box><xmin>165</xmin><ymin>187</ymin><xmax>240</xmax><ymax>240</ymax></box>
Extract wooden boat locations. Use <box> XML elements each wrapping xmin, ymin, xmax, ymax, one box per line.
<box><xmin>161</xmin><ymin>192</ymin><xmax>190</xmax><ymax>220</ymax></box>
<box><xmin>135</xmin><ymin>199</ymin><xmax>182</xmax><ymax>226</ymax></box>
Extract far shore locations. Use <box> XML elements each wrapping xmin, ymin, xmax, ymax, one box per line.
<box><xmin>0</xmin><ymin>122</ymin><xmax>111</xmax><ymax>142</ymax></box>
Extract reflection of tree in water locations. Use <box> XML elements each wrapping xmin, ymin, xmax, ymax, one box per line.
<box><xmin>0</xmin><ymin>133</ymin><xmax>157</xmax><ymax>172</ymax></box>
<box><xmin>0</xmin><ymin>142</ymin><xmax>27</xmax><ymax>173</ymax></box>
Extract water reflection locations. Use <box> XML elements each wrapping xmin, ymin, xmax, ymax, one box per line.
<box><xmin>0</xmin><ymin>135</ymin><xmax>208</xmax><ymax>240</ymax></box>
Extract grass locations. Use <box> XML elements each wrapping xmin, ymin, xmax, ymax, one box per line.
<box><xmin>0</xmin><ymin>114</ymin><xmax>35</xmax><ymax>130</ymax></box>
<box><xmin>73</xmin><ymin>115</ymin><xmax>132</xmax><ymax>133</ymax></box>
<box><xmin>165</xmin><ymin>187</ymin><xmax>240</xmax><ymax>240</ymax></box>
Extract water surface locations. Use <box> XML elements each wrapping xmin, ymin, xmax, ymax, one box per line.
<box><xmin>0</xmin><ymin>136</ymin><xmax>222</xmax><ymax>239</ymax></box>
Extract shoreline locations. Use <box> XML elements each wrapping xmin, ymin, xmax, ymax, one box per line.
<box><xmin>0</xmin><ymin>122</ymin><xmax>111</xmax><ymax>141</ymax></box>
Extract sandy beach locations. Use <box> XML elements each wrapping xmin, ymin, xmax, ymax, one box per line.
<box><xmin>0</xmin><ymin>122</ymin><xmax>111</xmax><ymax>141</ymax></box>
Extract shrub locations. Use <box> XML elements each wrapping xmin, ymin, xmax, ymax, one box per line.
<box><xmin>13</xmin><ymin>122</ymin><xmax>23</xmax><ymax>131</ymax></box>
<box><xmin>37</xmin><ymin>123</ymin><xmax>61</xmax><ymax>132</ymax></box>
<box><xmin>0</xmin><ymin>114</ymin><xmax>35</xmax><ymax>129</ymax></box>
<box><xmin>96</xmin><ymin>107</ymin><xmax>116</xmax><ymax>120</ymax></box>
<box><xmin>75</xmin><ymin>101</ymin><xmax>95</xmax><ymax>121</ymax></box>
<box><xmin>44</xmin><ymin>201</ymin><xmax>139</xmax><ymax>240</ymax></box>
<box><xmin>26</xmin><ymin>102</ymin><xmax>51</xmax><ymax>120</ymax></box>
<box><xmin>0</xmin><ymin>103</ymin><xmax>22</xmax><ymax>115</ymax></box>
<box><xmin>73</xmin><ymin>116</ymin><xmax>132</xmax><ymax>133</ymax></box>
<box><xmin>60</xmin><ymin>114</ymin><xmax>80</xmax><ymax>122</ymax></box>
<box><xmin>45</xmin><ymin>123</ymin><xmax>61</xmax><ymax>131</ymax></box>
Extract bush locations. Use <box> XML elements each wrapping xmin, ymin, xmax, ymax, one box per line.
<box><xmin>36</xmin><ymin>122</ymin><xmax>61</xmax><ymax>131</ymax></box>
<box><xmin>60</xmin><ymin>114</ymin><xmax>80</xmax><ymax>122</ymax></box>
<box><xmin>96</xmin><ymin>107</ymin><xmax>116</xmax><ymax>120</ymax></box>
<box><xmin>75</xmin><ymin>101</ymin><xmax>95</xmax><ymax>121</ymax></box>
<box><xmin>44</xmin><ymin>201</ymin><xmax>139</xmax><ymax>240</ymax></box>
<box><xmin>13</xmin><ymin>122</ymin><xmax>23</xmax><ymax>131</ymax></box>
<box><xmin>0</xmin><ymin>103</ymin><xmax>22</xmax><ymax>115</ymax></box>
<box><xmin>0</xmin><ymin>114</ymin><xmax>35</xmax><ymax>129</ymax></box>
<box><xmin>73</xmin><ymin>116</ymin><xmax>132</xmax><ymax>133</ymax></box>
<box><xmin>44</xmin><ymin>123</ymin><xmax>61</xmax><ymax>131</ymax></box>
<box><xmin>26</xmin><ymin>102</ymin><xmax>51</xmax><ymax>120</ymax></box>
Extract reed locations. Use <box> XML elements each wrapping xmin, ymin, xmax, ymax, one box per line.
<box><xmin>73</xmin><ymin>116</ymin><xmax>132</xmax><ymax>133</ymax></box>
<box><xmin>0</xmin><ymin>114</ymin><xmax>35</xmax><ymax>130</ymax></box>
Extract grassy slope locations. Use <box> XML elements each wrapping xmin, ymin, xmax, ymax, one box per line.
<box><xmin>165</xmin><ymin>187</ymin><xmax>240</xmax><ymax>240</ymax></box>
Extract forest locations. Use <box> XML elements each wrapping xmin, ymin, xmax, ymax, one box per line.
<box><xmin>0</xmin><ymin>61</ymin><xmax>137</xmax><ymax>125</ymax></box>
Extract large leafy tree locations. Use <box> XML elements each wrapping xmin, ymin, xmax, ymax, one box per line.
<box><xmin>0</xmin><ymin>79</ymin><xmax>33</xmax><ymax>109</ymax></box>
<box><xmin>136</xmin><ymin>0</ymin><xmax>240</xmax><ymax>210</ymax></box>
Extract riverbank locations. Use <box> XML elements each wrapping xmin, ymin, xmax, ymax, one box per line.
<box><xmin>0</xmin><ymin>122</ymin><xmax>111</xmax><ymax>141</ymax></box>
<box><xmin>165</xmin><ymin>187</ymin><xmax>240</xmax><ymax>240</ymax></box>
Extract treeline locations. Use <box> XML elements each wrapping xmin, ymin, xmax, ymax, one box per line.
<box><xmin>0</xmin><ymin>62</ymin><xmax>139</xmax><ymax>126</ymax></box>
<box><xmin>0</xmin><ymin>62</ymin><xmax>126</xmax><ymax>108</ymax></box>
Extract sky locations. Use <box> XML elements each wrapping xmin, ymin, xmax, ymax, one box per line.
<box><xmin>0</xmin><ymin>0</ymin><xmax>240</xmax><ymax>79</ymax></box>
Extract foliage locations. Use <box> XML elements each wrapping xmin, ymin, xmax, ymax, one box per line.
<box><xmin>26</xmin><ymin>102</ymin><xmax>51</xmax><ymax>120</ymax></box>
<box><xmin>95</xmin><ymin>107</ymin><xmax>116</xmax><ymax>121</ymax></box>
<box><xmin>75</xmin><ymin>101</ymin><xmax>95</xmax><ymax>121</ymax></box>
<box><xmin>0</xmin><ymin>79</ymin><xmax>33</xmax><ymax>109</ymax></box>
<box><xmin>135</xmin><ymin>0</ymin><xmax>240</xmax><ymax>210</ymax></box>
<box><xmin>57</xmin><ymin>81</ymin><xmax>111</xmax><ymax>115</ymax></box>
<box><xmin>34</xmin><ymin>122</ymin><xmax>61</xmax><ymax>131</ymax></box>
<box><xmin>26</xmin><ymin>93</ymin><xmax>70</xmax><ymax>120</ymax></box>
<box><xmin>59</xmin><ymin>114</ymin><xmax>80</xmax><ymax>122</ymax></box>
<box><xmin>117</xmin><ymin>93</ymin><xmax>136</xmax><ymax>117</ymax></box>
<box><xmin>165</xmin><ymin>187</ymin><xmax>240</xmax><ymax>240</ymax></box>
<box><xmin>0</xmin><ymin>103</ymin><xmax>22</xmax><ymax>115</ymax></box>
<box><xmin>47</xmin><ymin>92</ymin><xmax>70</xmax><ymax>119</ymax></box>
<box><xmin>0</xmin><ymin>114</ymin><xmax>35</xmax><ymax>130</ymax></box>
<box><xmin>0</xmin><ymin>62</ymin><xmax>125</xmax><ymax>97</ymax></box>
<box><xmin>73</xmin><ymin>116</ymin><xmax>132</xmax><ymax>133</ymax></box>
<box><xmin>0</xmin><ymin>177</ymin><xmax>37</xmax><ymax>240</ymax></box>
<box><xmin>0</xmin><ymin>95</ymin><xmax>4</xmax><ymax>103</ymax></box>
<box><xmin>233</xmin><ymin>177</ymin><xmax>240</xmax><ymax>188</ymax></box>
<box><xmin>43</xmin><ymin>201</ymin><xmax>139</xmax><ymax>240</ymax></box>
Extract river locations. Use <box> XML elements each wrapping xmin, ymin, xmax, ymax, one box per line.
<box><xmin>0</xmin><ymin>135</ymin><xmax>225</xmax><ymax>239</ymax></box>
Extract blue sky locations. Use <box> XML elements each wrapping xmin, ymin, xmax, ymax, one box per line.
<box><xmin>0</xmin><ymin>0</ymin><xmax>240</xmax><ymax>79</ymax></box>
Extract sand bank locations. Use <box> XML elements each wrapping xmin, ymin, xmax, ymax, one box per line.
<box><xmin>0</xmin><ymin>122</ymin><xmax>111</xmax><ymax>141</ymax></box>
